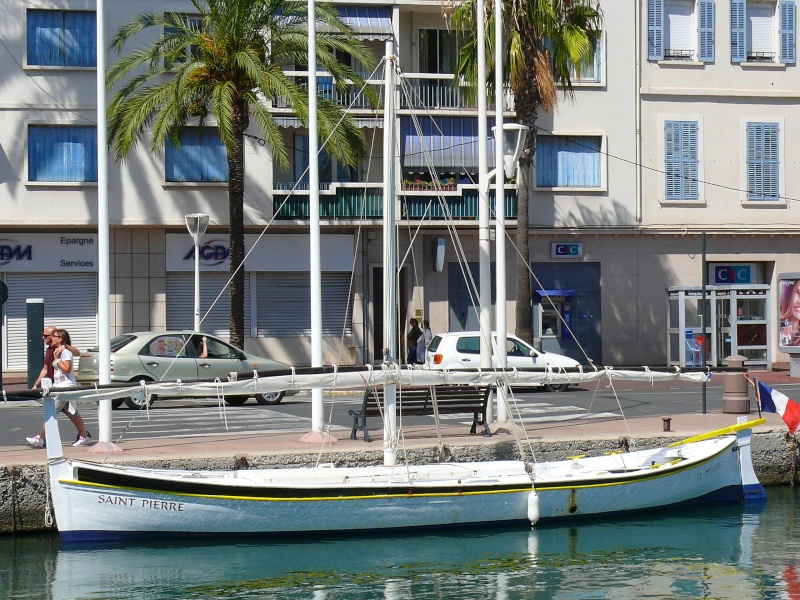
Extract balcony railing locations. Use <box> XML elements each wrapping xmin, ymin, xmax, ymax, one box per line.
<box><xmin>272</xmin><ymin>184</ymin><xmax>517</xmax><ymax>220</ymax></box>
<box><xmin>400</xmin><ymin>74</ymin><xmax>514</xmax><ymax>112</ymax></box>
<box><xmin>746</xmin><ymin>51</ymin><xmax>776</xmax><ymax>63</ymax></box>
<box><xmin>663</xmin><ymin>49</ymin><xmax>694</xmax><ymax>61</ymax></box>
<box><xmin>271</xmin><ymin>72</ymin><xmax>514</xmax><ymax>112</ymax></box>
<box><xmin>271</xmin><ymin>71</ymin><xmax>379</xmax><ymax>110</ymax></box>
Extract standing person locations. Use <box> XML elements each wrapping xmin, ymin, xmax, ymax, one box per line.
<box><xmin>26</xmin><ymin>329</ymin><xmax>92</xmax><ymax>449</ymax></box>
<box><xmin>33</xmin><ymin>325</ymin><xmax>80</xmax><ymax>389</ymax></box>
<box><xmin>406</xmin><ymin>318</ymin><xmax>422</xmax><ymax>364</ymax></box>
<box><xmin>416</xmin><ymin>320</ymin><xmax>433</xmax><ymax>365</ymax></box>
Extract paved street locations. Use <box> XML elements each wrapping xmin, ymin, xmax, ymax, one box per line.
<box><xmin>5</xmin><ymin>373</ymin><xmax>800</xmax><ymax>449</ymax></box>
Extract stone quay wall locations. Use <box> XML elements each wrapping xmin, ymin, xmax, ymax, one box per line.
<box><xmin>1</xmin><ymin>430</ymin><xmax>796</xmax><ymax>536</ymax></box>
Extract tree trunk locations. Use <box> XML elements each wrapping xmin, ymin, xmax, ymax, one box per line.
<box><xmin>228</xmin><ymin>103</ymin><xmax>248</xmax><ymax>349</ymax></box>
<box><xmin>514</xmin><ymin>151</ymin><xmax>533</xmax><ymax>344</ymax></box>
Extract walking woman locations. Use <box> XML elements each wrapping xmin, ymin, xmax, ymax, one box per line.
<box><xmin>26</xmin><ymin>329</ymin><xmax>92</xmax><ymax>448</ymax></box>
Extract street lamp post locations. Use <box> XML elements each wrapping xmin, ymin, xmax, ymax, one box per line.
<box><xmin>478</xmin><ymin>124</ymin><xmax>528</xmax><ymax>371</ymax></box>
<box><xmin>185</xmin><ymin>213</ymin><xmax>209</xmax><ymax>331</ymax></box>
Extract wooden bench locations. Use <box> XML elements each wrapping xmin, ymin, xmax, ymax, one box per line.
<box><xmin>349</xmin><ymin>384</ymin><xmax>492</xmax><ymax>442</ymax></box>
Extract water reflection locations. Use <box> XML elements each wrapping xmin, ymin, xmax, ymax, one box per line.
<box><xmin>2</xmin><ymin>488</ymin><xmax>799</xmax><ymax>599</ymax></box>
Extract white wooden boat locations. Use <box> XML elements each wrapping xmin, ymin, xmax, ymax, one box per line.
<box><xmin>38</xmin><ymin>374</ymin><xmax>766</xmax><ymax>543</ymax></box>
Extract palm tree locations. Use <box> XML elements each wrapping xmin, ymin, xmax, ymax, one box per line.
<box><xmin>106</xmin><ymin>0</ymin><xmax>376</xmax><ymax>348</ymax></box>
<box><xmin>452</xmin><ymin>0</ymin><xmax>602</xmax><ymax>343</ymax></box>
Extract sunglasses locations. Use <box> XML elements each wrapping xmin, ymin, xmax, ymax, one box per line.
<box><xmin>52</xmin><ymin>334</ymin><xmax>61</xmax><ymax>338</ymax></box>
<box><xmin>42</xmin><ymin>333</ymin><xmax>53</xmax><ymax>338</ymax></box>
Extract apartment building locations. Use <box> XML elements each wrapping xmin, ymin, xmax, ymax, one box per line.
<box><xmin>0</xmin><ymin>0</ymin><xmax>796</xmax><ymax>373</ymax></box>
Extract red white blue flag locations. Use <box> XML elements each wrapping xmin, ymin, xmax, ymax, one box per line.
<box><xmin>757</xmin><ymin>381</ymin><xmax>800</xmax><ymax>435</ymax></box>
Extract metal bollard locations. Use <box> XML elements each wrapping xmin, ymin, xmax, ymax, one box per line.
<box><xmin>662</xmin><ymin>417</ymin><xmax>671</xmax><ymax>432</ymax></box>
<box><xmin>722</xmin><ymin>355</ymin><xmax>750</xmax><ymax>414</ymax></box>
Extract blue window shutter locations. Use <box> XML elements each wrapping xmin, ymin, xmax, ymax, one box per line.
<box><xmin>731</xmin><ymin>0</ymin><xmax>746</xmax><ymax>62</ymax></box>
<box><xmin>28</xmin><ymin>125</ymin><xmax>97</xmax><ymax>182</ymax></box>
<box><xmin>780</xmin><ymin>1</ymin><xmax>797</xmax><ymax>64</ymax></box>
<box><xmin>664</xmin><ymin>123</ymin><xmax>679</xmax><ymax>198</ymax></box>
<box><xmin>683</xmin><ymin>123</ymin><xmax>699</xmax><ymax>198</ymax></box>
<box><xmin>594</xmin><ymin>39</ymin><xmax>602</xmax><ymax>80</ymax></box>
<box><xmin>747</xmin><ymin>122</ymin><xmax>780</xmax><ymax>201</ymax></box>
<box><xmin>699</xmin><ymin>1</ymin><xmax>715</xmax><ymax>62</ymax></box>
<box><xmin>648</xmin><ymin>0</ymin><xmax>664</xmax><ymax>60</ymax></box>
<box><xmin>26</xmin><ymin>10</ymin><xmax>96</xmax><ymax>67</ymax></box>
<box><xmin>63</xmin><ymin>11</ymin><xmax>96</xmax><ymax>66</ymax></box>
<box><xmin>535</xmin><ymin>136</ymin><xmax>601</xmax><ymax>188</ymax></box>
<box><xmin>165</xmin><ymin>128</ymin><xmax>228</xmax><ymax>182</ymax></box>
<box><xmin>664</xmin><ymin>122</ymin><xmax>698</xmax><ymax>200</ymax></box>
<box><xmin>763</xmin><ymin>123</ymin><xmax>780</xmax><ymax>200</ymax></box>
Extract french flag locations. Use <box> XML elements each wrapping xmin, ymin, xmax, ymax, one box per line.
<box><xmin>757</xmin><ymin>381</ymin><xmax>800</xmax><ymax>435</ymax></box>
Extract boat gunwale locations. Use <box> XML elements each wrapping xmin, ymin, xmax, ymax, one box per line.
<box><xmin>57</xmin><ymin>436</ymin><xmax>738</xmax><ymax>501</ymax></box>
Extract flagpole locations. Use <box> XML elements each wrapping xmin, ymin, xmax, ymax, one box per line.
<box><xmin>89</xmin><ymin>0</ymin><xmax>121</xmax><ymax>454</ymax></box>
<box><xmin>753</xmin><ymin>377</ymin><xmax>762</xmax><ymax>418</ymax></box>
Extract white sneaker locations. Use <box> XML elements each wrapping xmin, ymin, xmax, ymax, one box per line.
<box><xmin>26</xmin><ymin>435</ymin><xmax>45</xmax><ymax>449</ymax></box>
<box><xmin>72</xmin><ymin>435</ymin><xmax>92</xmax><ymax>447</ymax></box>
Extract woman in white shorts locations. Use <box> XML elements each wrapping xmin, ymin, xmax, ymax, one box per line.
<box><xmin>26</xmin><ymin>329</ymin><xmax>92</xmax><ymax>448</ymax></box>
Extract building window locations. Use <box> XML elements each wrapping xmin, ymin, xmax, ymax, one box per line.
<box><xmin>419</xmin><ymin>29</ymin><xmax>463</xmax><ymax>74</ymax></box>
<box><xmin>535</xmin><ymin>135</ymin><xmax>603</xmax><ymax>188</ymax></box>
<box><xmin>292</xmin><ymin>134</ymin><xmax>336</xmax><ymax>189</ymax></box>
<box><xmin>28</xmin><ymin>125</ymin><xmax>97</xmax><ymax>182</ymax></box>
<box><xmin>731</xmin><ymin>0</ymin><xmax>796</xmax><ymax>63</ymax></box>
<box><xmin>649</xmin><ymin>0</ymin><xmax>716</xmax><ymax>62</ymax></box>
<box><xmin>26</xmin><ymin>9</ymin><xmax>96</xmax><ymax>67</ymax></box>
<box><xmin>164</xmin><ymin>14</ymin><xmax>203</xmax><ymax>68</ymax></box>
<box><xmin>746</xmin><ymin>122</ymin><xmax>780</xmax><ymax>201</ymax></box>
<box><xmin>165</xmin><ymin>128</ymin><xmax>228</xmax><ymax>182</ymax></box>
<box><xmin>570</xmin><ymin>39</ymin><xmax>603</xmax><ymax>83</ymax></box>
<box><xmin>664</xmin><ymin>121</ymin><xmax>699</xmax><ymax>200</ymax></box>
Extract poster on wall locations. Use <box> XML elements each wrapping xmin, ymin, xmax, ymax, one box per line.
<box><xmin>778</xmin><ymin>273</ymin><xmax>800</xmax><ymax>351</ymax></box>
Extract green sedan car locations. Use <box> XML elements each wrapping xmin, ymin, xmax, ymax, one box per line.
<box><xmin>76</xmin><ymin>331</ymin><xmax>293</xmax><ymax>409</ymax></box>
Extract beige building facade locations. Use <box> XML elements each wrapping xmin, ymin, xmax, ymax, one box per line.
<box><xmin>0</xmin><ymin>0</ymin><xmax>797</xmax><ymax>373</ymax></box>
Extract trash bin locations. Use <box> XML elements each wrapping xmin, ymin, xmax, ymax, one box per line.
<box><xmin>722</xmin><ymin>355</ymin><xmax>750</xmax><ymax>414</ymax></box>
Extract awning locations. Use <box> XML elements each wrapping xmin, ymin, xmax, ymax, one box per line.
<box><xmin>534</xmin><ymin>289</ymin><xmax>575</xmax><ymax>303</ymax></box>
<box><xmin>337</xmin><ymin>6</ymin><xmax>393</xmax><ymax>40</ymax></box>
<box><xmin>274</xmin><ymin>116</ymin><xmax>384</xmax><ymax>129</ymax></box>
<box><xmin>401</xmin><ymin>117</ymin><xmax>496</xmax><ymax>172</ymax></box>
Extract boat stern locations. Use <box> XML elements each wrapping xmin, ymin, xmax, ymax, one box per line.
<box><xmin>736</xmin><ymin>417</ymin><xmax>767</xmax><ymax>504</ymax></box>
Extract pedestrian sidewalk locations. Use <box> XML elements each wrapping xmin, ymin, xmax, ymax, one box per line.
<box><xmin>0</xmin><ymin>366</ymin><xmax>795</xmax><ymax>468</ymax></box>
<box><xmin>0</xmin><ymin>402</ymin><xmax>787</xmax><ymax>468</ymax></box>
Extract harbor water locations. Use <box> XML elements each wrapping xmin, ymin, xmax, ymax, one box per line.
<box><xmin>2</xmin><ymin>486</ymin><xmax>799</xmax><ymax>599</ymax></box>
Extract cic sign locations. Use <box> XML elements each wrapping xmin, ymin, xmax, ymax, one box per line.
<box><xmin>710</xmin><ymin>263</ymin><xmax>758</xmax><ymax>285</ymax></box>
<box><xmin>551</xmin><ymin>242</ymin><xmax>583</xmax><ymax>259</ymax></box>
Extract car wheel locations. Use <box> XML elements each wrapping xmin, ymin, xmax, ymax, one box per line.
<box><xmin>255</xmin><ymin>391</ymin><xmax>284</xmax><ymax>405</ymax></box>
<box><xmin>544</xmin><ymin>383</ymin><xmax>569</xmax><ymax>393</ymax></box>
<box><xmin>224</xmin><ymin>396</ymin><xmax>249</xmax><ymax>406</ymax></box>
<box><xmin>124</xmin><ymin>377</ymin><xmax>158</xmax><ymax>409</ymax></box>
<box><xmin>111</xmin><ymin>399</ymin><xmax>124</xmax><ymax>410</ymax></box>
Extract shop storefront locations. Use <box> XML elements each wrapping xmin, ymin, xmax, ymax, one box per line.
<box><xmin>164</xmin><ymin>233</ymin><xmax>356</xmax><ymax>345</ymax></box>
<box><xmin>1</xmin><ymin>233</ymin><xmax>98</xmax><ymax>371</ymax></box>
<box><xmin>667</xmin><ymin>285</ymin><xmax>771</xmax><ymax>369</ymax></box>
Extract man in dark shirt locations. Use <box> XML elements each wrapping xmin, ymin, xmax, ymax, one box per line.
<box><xmin>406</xmin><ymin>318</ymin><xmax>422</xmax><ymax>364</ymax></box>
<box><xmin>33</xmin><ymin>326</ymin><xmax>57</xmax><ymax>389</ymax></box>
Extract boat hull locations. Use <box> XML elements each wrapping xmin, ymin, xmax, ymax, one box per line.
<box><xmin>48</xmin><ymin>434</ymin><xmax>758</xmax><ymax>542</ymax></box>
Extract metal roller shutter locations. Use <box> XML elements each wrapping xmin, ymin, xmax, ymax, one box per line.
<box><xmin>255</xmin><ymin>272</ymin><xmax>352</xmax><ymax>337</ymax></box>
<box><xmin>665</xmin><ymin>0</ymin><xmax>693</xmax><ymax>53</ymax></box>
<box><xmin>4</xmin><ymin>273</ymin><xmax>97</xmax><ymax>371</ymax></box>
<box><xmin>749</xmin><ymin>4</ymin><xmax>775</xmax><ymax>54</ymax></box>
<box><xmin>166</xmin><ymin>272</ymin><xmax>251</xmax><ymax>337</ymax></box>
